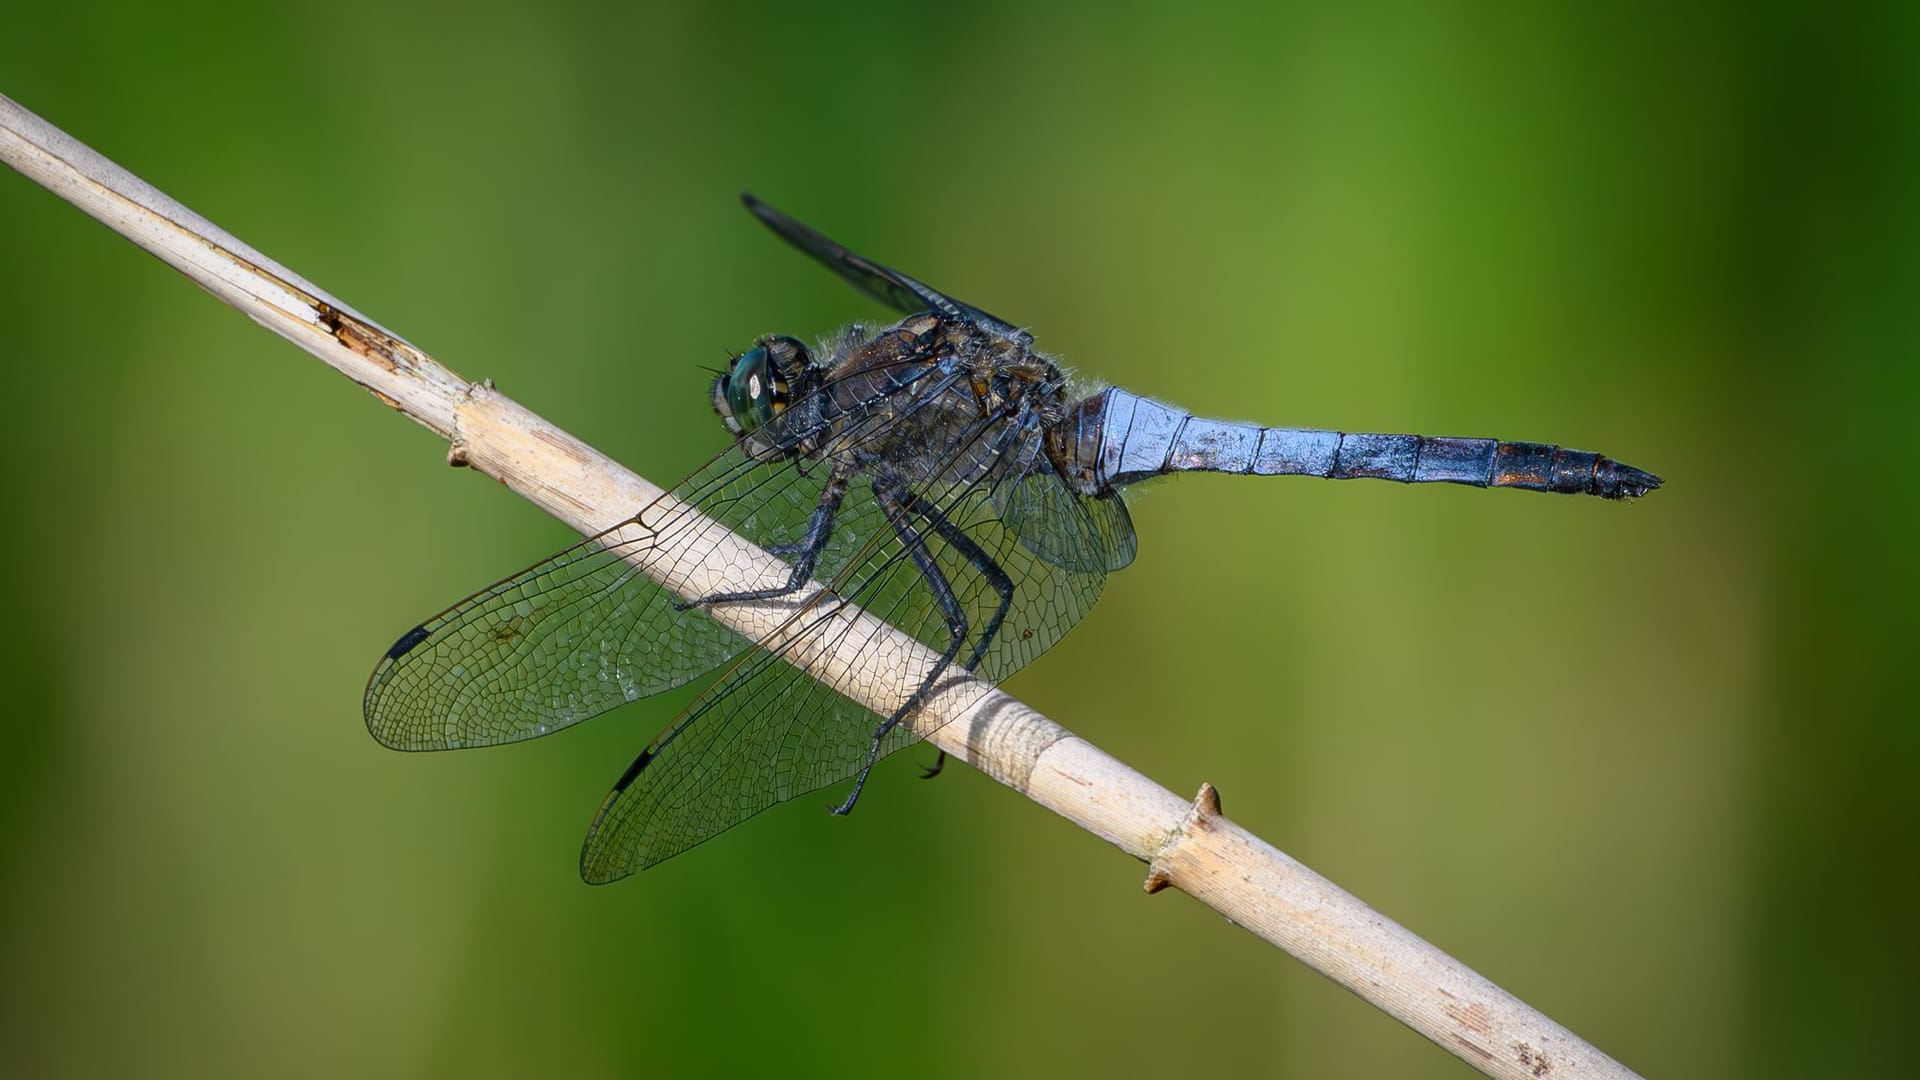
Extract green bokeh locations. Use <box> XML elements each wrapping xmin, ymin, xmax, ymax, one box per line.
<box><xmin>2</xmin><ymin>4</ymin><xmax>1913</xmax><ymax>1077</ymax></box>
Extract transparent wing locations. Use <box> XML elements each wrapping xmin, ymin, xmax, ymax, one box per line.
<box><xmin>579</xmin><ymin>431</ymin><xmax>1112</xmax><ymax>880</ymax></box>
<box><xmin>994</xmin><ymin>472</ymin><xmax>1138</xmax><ymax>573</ymax></box>
<box><xmin>363</xmin><ymin>448</ymin><xmax>829</xmax><ymax>750</ymax></box>
<box><xmin>364</xmin><ymin>358</ymin><xmax>959</xmax><ymax>752</ymax></box>
<box><xmin>742</xmin><ymin>193</ymin><xmax>1030</xmax><ymax>342</ymax></box>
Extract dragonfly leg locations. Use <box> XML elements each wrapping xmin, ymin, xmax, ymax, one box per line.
<box><xmin>833</xmin><ymin>479</ymin><xmax>969</xmax><ymax>816</ymax></box>
<box><xmin>900</xmin><ymin>487</ymin><xmax>1015</xmax><ymax>783</ymax></box>
<box><xmin>901</xmin><ymin>488</ymin><xmax>1013</xmax><ymax>673</ymax></box>
<box><xmin>675</xmin><ymin>466</ymin><xmax>851</xmax><ymax>610</ymax></box>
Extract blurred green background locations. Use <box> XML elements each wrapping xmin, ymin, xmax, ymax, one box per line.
<box><xmin>2</xmin><ymin>3</ymin><xmax>1913</xmax><ymax>1077</ymax></box>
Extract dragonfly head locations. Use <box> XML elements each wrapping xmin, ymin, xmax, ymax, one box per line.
<box><xmin>713</xmin><ymin>335</ymin><xmax>810</xmax><ymax>438</ymax></box>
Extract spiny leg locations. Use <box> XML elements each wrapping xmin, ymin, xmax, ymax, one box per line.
<box><xmin>833</xmin><ymin>478</ymin><xmax>969</xmax><ymax>816</ymax></box>
<box><xmin>676</xmin><ymin>466</ymin><xmax>851</xmax><ymax>611</ymax></box>
<box><xmin>903</xmin><ymin>488</ymin><xmax>1013</xmax><ymax>672</ymax></box>
<box><xmin>899</xmin><ymin>488</ymin><xmax>1015</xmax><ymax>781</ymax></box>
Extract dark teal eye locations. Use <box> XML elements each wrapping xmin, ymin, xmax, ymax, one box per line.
<box><xmin>725</xmin><ymin>345</ymin><xmax>784</xmax><ymax>432</ymax></box>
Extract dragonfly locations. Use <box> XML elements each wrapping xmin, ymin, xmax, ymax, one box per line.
<box><xmin>365</xmin><ymin>194</ymin><xmax>1661</xmax><ymax>882</ymax></box>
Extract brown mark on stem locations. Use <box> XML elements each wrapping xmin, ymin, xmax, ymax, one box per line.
<box><xmin>1453</xmin><ymin>1035</ymin><xmax>1496</xmax><ymax>1062</ymax></box>
<box><xmin>314</xmin><ymin>300</ymin><xmax>408</xmax><ymax>375</ymax></box>
<box><xmin>1513</xmin><ymin>1043</ymin><xmax>1555</xmax><ymax>1077</ymax></box>
<box><xmin>531</xmin><ymin>425</ymin><xmax>593</xmax><ymax>468</ymax></box>
<box><xmin>1446</xmin><ymin>1000</ymin><xmax>1495</xmax><ymax>1036</ymax></box>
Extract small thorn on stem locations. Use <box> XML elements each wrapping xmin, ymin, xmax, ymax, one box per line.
<box><xmin>1144</xmin><ymin>782</ymin><xmax>1224</xmax><ymax>894</ymax></box>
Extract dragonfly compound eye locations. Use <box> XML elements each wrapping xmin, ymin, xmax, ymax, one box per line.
<box><xmin>718</xmin><ymin>345</ymin><xmax>784</xmax><ymax>434</ymax></box>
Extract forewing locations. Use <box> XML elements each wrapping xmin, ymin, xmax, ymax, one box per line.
<box><xmin>742</xmin><ymin>193</ymin><xmax>1028</xmax><ymax>341</ymax></box>
<box><xmin>362</xmin><ymin>353</ymin><xmax>960</xmax><ymax>753</ymax></box>
<box><xmin>363</xmin><ymin>443</ymin><xmax>862</xmax><ymax>751</ymax></box>
<box><xmin>579</xmin><ymin>447</ymin><xmax>1112</xmax><ymax>880</ymax></box>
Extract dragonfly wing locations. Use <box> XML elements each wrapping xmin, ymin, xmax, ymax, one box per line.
<box><xmin>993</xmin><ymin>469</ymin><xmax>1138</xmax><ymax>573</ymax></box>
<box><xmin>363</xmin><ymin>443</ymin><xmax>863</xmax><ymax>752</ymax></box>
<box><xmin>742</xmin><ymin>193</ymin><xmax>1029</xmax><ymax>342</ymax></box>
<box><xmin>362</xmin><ymin>357</ymin><xmax>953</xmax><ymax>754</ymax></box>
<box><xmin>580</xmin><ymin>445</ymin><xmax>1112</xmax><ymax>879</ymax></box>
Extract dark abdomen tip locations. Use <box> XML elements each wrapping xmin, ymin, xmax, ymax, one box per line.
<box><xmin>1596</xmin><ymin>459</ymin><xmax>1663</xmax><ymax>500</ymax></box>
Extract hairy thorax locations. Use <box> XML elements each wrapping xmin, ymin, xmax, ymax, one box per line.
<box><xmin>820</xmin><ymin>313</ymin><xmax>1071</xmax><ymax>489</ymax></box>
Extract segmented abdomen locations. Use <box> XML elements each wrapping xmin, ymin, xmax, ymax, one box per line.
<box><xmin>1059</xmin><ymin>389</ymin><xmax>1660</xmax><ymax>501</ymax></box>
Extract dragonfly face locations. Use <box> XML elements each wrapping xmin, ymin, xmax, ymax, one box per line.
<box><xmin>365</xmin><ymin>193</ymin><xmax>1661</xmax><ymax>882</ymax></box>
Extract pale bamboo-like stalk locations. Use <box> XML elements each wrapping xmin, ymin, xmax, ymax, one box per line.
<box><xmin>0</xmin><ymin>91</ymin><xmax>1642</xmax><ymax>1080</ymax></box>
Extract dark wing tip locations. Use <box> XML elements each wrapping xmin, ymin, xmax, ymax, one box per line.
<box><xmin>384</xmin><ymin>623</ymin><xmax>432</xmax><ymax>660</ymax></box>
<box><xmin>364</xmin><ymin>624</ymin><xmax>433</xmax><ymax>747</ymax></box>
<box><xmin>577</xmin><ymin>748</ymin><xmax>659</xmax><ymax>884</ymax></box>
